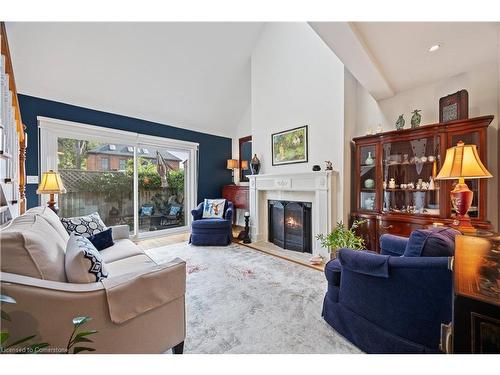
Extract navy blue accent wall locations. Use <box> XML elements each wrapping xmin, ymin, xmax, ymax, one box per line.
<box><xmin>18</xmin><ymin>94</ymin><xmax>232</xmax><ymax>209</ymax></box>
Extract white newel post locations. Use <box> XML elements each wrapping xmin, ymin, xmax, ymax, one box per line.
<box><xmin>248</xmin><ymin>171</ymin><xmax>337</xmax><ymax>257</ymax></box>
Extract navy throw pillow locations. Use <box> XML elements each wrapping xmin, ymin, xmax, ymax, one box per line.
<box><xmin>404</xmin><ymin>227</ymin><xmax>460</xmax><ymax>257</ymax></box>
<box><xmin>88</xmin><ymin>228</ymin><xmax>115</xmax><ymax>251</ymax></box>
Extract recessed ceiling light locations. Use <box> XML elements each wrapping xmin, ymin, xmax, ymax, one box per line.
<box><xmin>428</xmin><ymin>44</ymin><xmax>441</xmax><ymax>52</ymax></box>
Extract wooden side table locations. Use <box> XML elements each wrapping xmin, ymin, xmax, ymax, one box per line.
<box><xmin>449</xmin><ymin>233</ymin><xmax>500</xmax><ymax>353</ymax></box>
<box><xmin>222</xmin><ymin>185</ymin><xmax>249</xmax><ymax>225</ymax></box>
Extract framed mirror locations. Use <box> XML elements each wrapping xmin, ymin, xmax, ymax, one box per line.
<box><xmin>239</xmin><ymin>135</ymin><xmax>252</xmax><ymax>182</ymax></box>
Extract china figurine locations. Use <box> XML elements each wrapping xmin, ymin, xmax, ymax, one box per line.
<box><xmin>416</xmin><ymin>178</ymin><xmax>423</xmax><ymax>190</ymax></box>
<box><xmin>325</xmin><ymin>160</ymin><xmax>333</xmax><ymax>170</ymax></box>
<box><xmin>429</xmin><ymin>177</ymin><xmax>435</xmax><ymax>190</ymax></box>
<box><xmin>395</xmin><ymin>114</ymin><xmax>405</xmax><ymax>130</ymax></box>
<box><xmin>389</xmin><ymin>178</ymin><xmax>396</xmax><ymax>189</ymax></box>
<box><xmin>365</xmin><ymin>152</ymin><xmax>374</xmax><ymax>165</ymax></box>
<box><xmin>411</xmin><ymin>109</ymin><xmax>422</xmax><ymax>128</ymax></box>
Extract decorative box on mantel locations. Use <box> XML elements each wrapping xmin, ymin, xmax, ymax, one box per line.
<box><xmin>247</xmin><ymin>171</ymin><xmax>337</xmax><ymax>257</ymax></box>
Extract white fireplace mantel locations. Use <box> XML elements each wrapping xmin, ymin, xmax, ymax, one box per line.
<box><xmin>247</xmin><ymin>171</ymin><xmax>337</xmax><ymax>257</ymax></box>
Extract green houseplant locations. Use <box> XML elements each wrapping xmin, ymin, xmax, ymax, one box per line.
<box><xmin>1</xmin><ymin>294</ymin><xmax>97</xmax><ymax>354</ymax></box>
<box><xmin>316</xmin><ymin>219</ymin><xmax>367</xmax><ymax>259</ymax></box>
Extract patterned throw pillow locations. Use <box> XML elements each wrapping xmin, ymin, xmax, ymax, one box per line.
<box><xmin>65</xmin><ymin>233</ymin><xmax>109</xmax><ymax>283</ymax></box>
<box><xmin>169</xmin><ymin>205</ymin><xmax>181</xmax><ymax>216</ymax></box>
<box><xmin>60</xmin><ymin>212</ymin><xmax>106</xmax><ymax>238</ymax></box>
<box><xmin>202</xmin><ymin>199</ymin><xmax>226</xmax><ymax>219</ymax></box>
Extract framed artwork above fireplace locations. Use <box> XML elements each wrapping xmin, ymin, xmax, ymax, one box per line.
<box><xmin>271</xmin><ymin>125</ymin><xmax>308</xmax><ymax>166</ymax></box>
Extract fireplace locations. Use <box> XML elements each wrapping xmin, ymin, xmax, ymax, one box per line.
<box><xmin>268</xmin><ymin>200</ymin><xmax>312</xmax><ymax>253</ymax></box>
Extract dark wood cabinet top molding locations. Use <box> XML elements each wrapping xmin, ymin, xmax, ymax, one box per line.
<box><xmin>352</xmin><ymin>116</ymin><xmax>493</xmax><ymax>143</ymax></box>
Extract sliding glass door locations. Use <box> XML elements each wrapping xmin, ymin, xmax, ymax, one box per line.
<box><xmin>57</xmin><ymin>138</ymin><xmax>135</xmax><ymax>231</ymax></box>
<box><xmin>137</xmin><ymin>145</ymin><xmax>188</xmax><ymax>234</ymax></box>
<box><xmin>39</xmin><ymin>117</ymin><xmax>198</xmax><ymax>239</ymax></box>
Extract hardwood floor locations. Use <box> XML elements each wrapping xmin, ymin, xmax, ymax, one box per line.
<box><xmin>135</xmin><ymin>231</ymin><xmax>190</xmax><ymax>250</ymax></box>
<box><xmin>136</xmin><ymin>228</ymin><xmax>324</xmax><ymax>272</ymax></box>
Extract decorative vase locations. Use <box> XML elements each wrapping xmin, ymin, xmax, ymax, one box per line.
<box><xmin>365</xmin><ymin>152</ymin><xmax>374</xmax><ymax>165</ymax></box>
<box><xmin>411</xmin><ymin>109</ymin><xmax>422</xmax><ymax>128</ymax></box>
<box><xmin>395</xmin><ymin>114</ymin><xmax>405</xmax><ymax>130</ymax></box>
<box><xmin>364</xmin><ymin>179</ymin><xmax>374</xmax><ymax>189</ymax></box>
<box><xmin>312</xmin><ymin>165</ymin><xmax>321</xmax><ymax>171</ymax></box>
<box><xmin>250</xmin><ymin>154</ymin><xmax>260</xmax><ymax>175</ymax></box>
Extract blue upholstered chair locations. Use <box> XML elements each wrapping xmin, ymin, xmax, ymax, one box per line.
<box><xmin>322</xmin><ymin>227</ymin><xmax>459</xmax><ymax>353</ymax></box>
<box><xmin>189</xmin><ymin>201</ymin><xmax>233</xmax><ymax>246</ymax></box>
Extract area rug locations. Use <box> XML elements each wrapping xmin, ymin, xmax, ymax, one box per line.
<box><xmin>145</xmin><ymin>242</ymin><xmax>361</xmax><ymax>354</ymax></box>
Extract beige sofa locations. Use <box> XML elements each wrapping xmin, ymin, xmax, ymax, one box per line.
<box><xmin>0</xmin><ymin>206</ymin><xmax>186</xmax><ymax>354</ymax></box>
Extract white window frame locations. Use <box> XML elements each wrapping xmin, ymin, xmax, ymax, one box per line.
<box><xmin>38</xmin><ymin>116</ymin><xmax>198</xmax><ymax>240</ymax></box>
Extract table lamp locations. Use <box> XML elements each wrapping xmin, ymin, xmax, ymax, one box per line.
<box><xmin>36</xmin><ymin>170</ymin><xmax>67</xmax><ymax>213</ymax></box>
<box><xmin>435</xmin><ymin>141</ymin><xmax>492</xmax><ymax>232</ymax></box>
<box><xmin>226</xmin><ymin>159</ymin><xmax>238</xmax><ymax>184</ymax></box>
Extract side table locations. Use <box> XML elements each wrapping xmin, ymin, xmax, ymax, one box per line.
<box><xmin>446</xmin><ymin>233</ymin><xmax>500</xmax><ymax>353</ymax></box>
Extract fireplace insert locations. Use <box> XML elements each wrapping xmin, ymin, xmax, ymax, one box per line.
<box><xmin>268</xmin><ymin>200</ymin><xmax>312</xmax><ymax>253</ymax></box>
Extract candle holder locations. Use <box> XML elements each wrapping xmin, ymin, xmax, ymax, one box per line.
<box><xmin>243</xmin><ymin>212</ymin><xmax>251</xmax><ymax>244</ymax></box>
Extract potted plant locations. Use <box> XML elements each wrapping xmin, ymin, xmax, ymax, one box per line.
<box><xmin>316</xmin><ymin>219</ymin><xmax>367</xmax><ymax>260</ymax></box>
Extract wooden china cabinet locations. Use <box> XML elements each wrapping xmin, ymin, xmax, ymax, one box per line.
<box><xmin>351</xmin><ymin>116</ymin><xmax>493</xmax><ymax>252</ymax></box>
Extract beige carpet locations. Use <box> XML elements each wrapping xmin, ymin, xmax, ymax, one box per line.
<box><xmin>146</xmin><ymin>242</ymin><xmax>361</xmax><ymax>354</ymax></box>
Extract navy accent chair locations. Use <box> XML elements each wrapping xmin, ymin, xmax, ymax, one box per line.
<box><xmin>189</xmin><ymin>201</ymin><xmax>233</xmax><ymax>246</ymax></box>
<box><xmin>322</xmin><ymin>228</ymin><xmax>459</xmax><ymax>353</ymax></box>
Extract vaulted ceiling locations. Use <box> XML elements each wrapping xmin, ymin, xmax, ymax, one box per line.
<box><xmin>8</xmin><ymin>22</ymin><xmax>499</xmax><ymax>136</ymax></box>
<box><xmin>311</xmin><ymin>22</ymin><xmax>499</xmax><ymax>100</ymax></box>
<box><xmin>6</xmin><ymin>22</ymin><xmax>263</xmax><ymax>137</ymax></box>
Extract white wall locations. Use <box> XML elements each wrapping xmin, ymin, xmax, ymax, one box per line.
<box><xmin>231</xmin><ymin>105</ymin><xmax>252</xmax><ymax>225</ymax></box>
<box><xmin>343</xmin><ymin>68</ymin><xmax>388</xmax><ymax>221</ymax></box>
<box><xmin>251</xmin><ymin>23</ymin><xmax>345</xmax><ymax>221</ymax></box>
<box><xmin>231</xmin><ymin>105</ymin><xmax>252</xmax><ymax>185</ymax></box>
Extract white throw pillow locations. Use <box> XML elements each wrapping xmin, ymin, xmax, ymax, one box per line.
<box><xmin>60</xmin><ymin>212</ymin><xmax>106</xmax><ymax>238</ymax></box>
<box><xmin>65</xmin><ymin>233</ymin><xmax>109</xmax><ymax>283</ymax></box>
<box><xmin>202</xmin><ymin>199</ymin><xmax>226</xmax><ymax>219</ymax></box>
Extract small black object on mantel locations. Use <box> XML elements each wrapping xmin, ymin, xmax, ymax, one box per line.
<box><xmin>312</xmin><ymin>165</ymin><xmax>321</xmax><ymax>171</ymax></box>
<box><xmin>243</xmin><ymin>212</ymin><xmax>251</xmax><ymax>244</ymax></box>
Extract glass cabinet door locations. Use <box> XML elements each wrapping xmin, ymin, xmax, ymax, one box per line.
<box><xmin>382</xmin><ymin>135</ymin><xmax>441</xmax><ymax>216</ymax></box>
<box><xmin>359</xmin><ymin>144</ymin><xmax>377</xmax><ymax>212</ymax></box>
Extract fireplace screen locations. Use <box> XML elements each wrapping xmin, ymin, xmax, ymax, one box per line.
<box><xmin>268</xmin><ymin>200</ymin><xmax>312</xmax><ymax>253</ymax></box>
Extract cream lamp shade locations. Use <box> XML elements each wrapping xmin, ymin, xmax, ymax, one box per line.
<box><xmin>240</xmin><ymin>160</ymin><xmax>249</xmax><ymax>170</ymax></box>
<box><xmin>36</xmin><ymin>170</ymin><xmax>67</xmax><ymax>194</ymax></box>
<box><xmin>226</xmin><ymin>159</ymin><xmax>238</xmax><ymax>170</ymax></box>
<box><xmin>436</xmin><ymin>141</ymin><xmax>492</xmax><ymax>181</ymax></box>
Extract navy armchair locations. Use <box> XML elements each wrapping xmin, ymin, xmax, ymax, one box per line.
<box><xmin>189</xmin><ymin>201</ymin><xmax>233</xmax><ymax>246</ymax></box>
<box><xmin>323</xmin><ymin>229</ymin><xmax>458</xmax><ymax>353</ymax></box>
